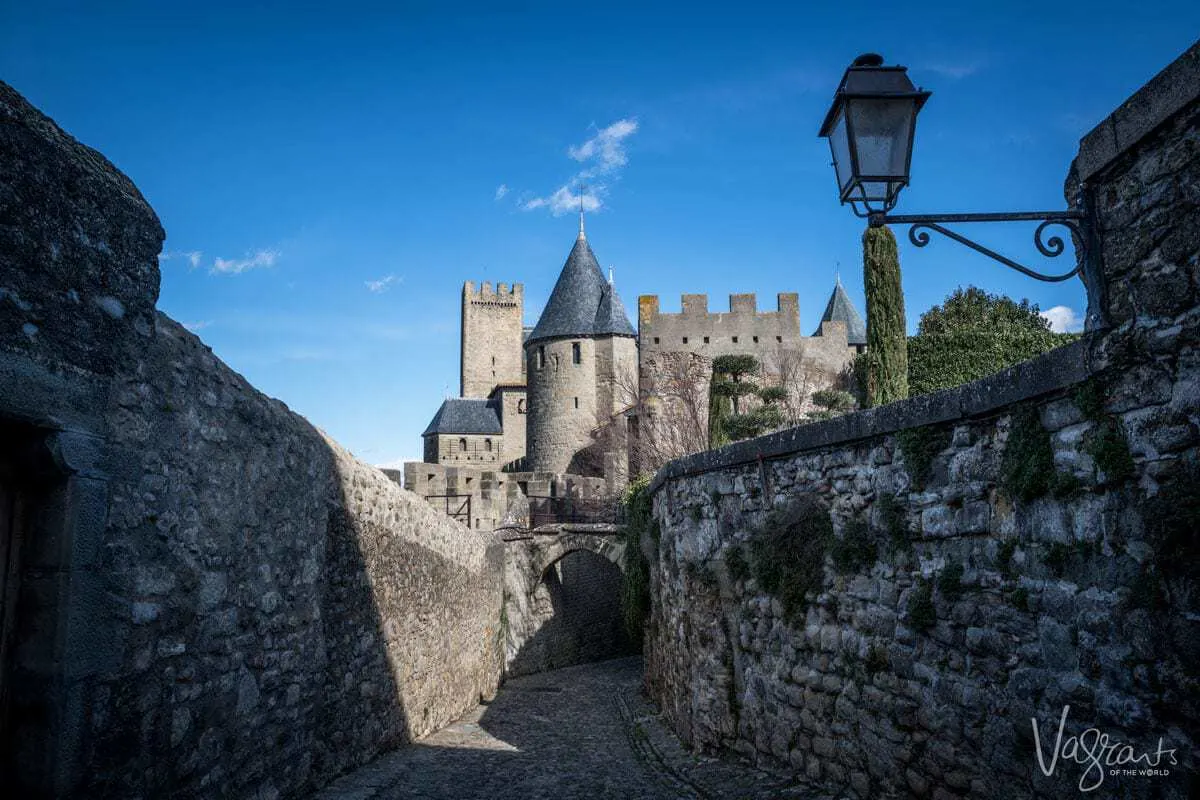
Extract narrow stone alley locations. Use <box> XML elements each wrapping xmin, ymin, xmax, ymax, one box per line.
<box><xmin>313</xmin><ymin>658</ymin><xmax>831</xmax><ymax>800</ymax></box>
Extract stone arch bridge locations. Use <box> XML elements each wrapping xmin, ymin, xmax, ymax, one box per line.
<box><xmin>499</xmin><ymin>524</ymin><xmax>633</xmax><ymax>677</ymax></box>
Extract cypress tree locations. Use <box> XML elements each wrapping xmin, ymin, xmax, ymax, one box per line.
<box><xmin>863</xmin><ymin>225</ymin><xmax>908</xmax><ymax>406</ymax></box>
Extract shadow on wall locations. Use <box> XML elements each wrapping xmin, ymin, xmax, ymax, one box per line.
<box><xmin>1</xmin><ymin>316</ymin><xmax>507</xmax><ymax>797</ymax></box>
<box><xmin>505</xmin><ymin>549</ymin><xmax>636</xmax><ymax>679</ymax></box>
<box><xmin>0</xmin><ymin>79</ymin><xmax>503</xmax><ymax>798</ymax></box>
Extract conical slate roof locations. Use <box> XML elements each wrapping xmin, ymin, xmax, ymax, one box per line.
<box><xmin>526</xmin><ymin>231</ymin><xmax>636</xmax><ymax>346</ymax></box>
<box><xmin>814</xmin><ymin>279</ymin><xmax>867</xmax><ymax>346</ymax></box>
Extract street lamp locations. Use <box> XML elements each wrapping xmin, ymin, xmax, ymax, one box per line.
<box><xmin>818</xmin><ymin>53</ymin><xmax>930</xmax><ymax>218</ymax></box>
<box><xmin>819</xmin><ymin>54</ymin><xmax>1095</xmax><ymax>284</ymax></box>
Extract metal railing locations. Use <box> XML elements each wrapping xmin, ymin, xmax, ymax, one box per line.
<box><xmin>425</xmin><ymin>494</ymin><xmax>471</xmax><ymax>526</ymax></box>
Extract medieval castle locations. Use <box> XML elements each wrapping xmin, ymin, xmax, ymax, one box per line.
<box><xmin>403</xmin><ymin>213</ymin><xmax>866</xmax><ymax>526</ymax></box>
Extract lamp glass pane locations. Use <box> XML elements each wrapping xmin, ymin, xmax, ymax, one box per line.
<box><xmin>827</xmin><ymin>109</ymin><xmax>854</xmax><ymax>192</ymax></box>
<box><xmin>847</xmin><ymin>97</ymin><xmax>914</xmax><ymax>182</ymax></box>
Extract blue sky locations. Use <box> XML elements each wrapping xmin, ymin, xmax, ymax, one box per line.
<box><xmin>4</xmin><ymin>2</ymin><xmax>1197</xmax><ymax>465</ymax></box>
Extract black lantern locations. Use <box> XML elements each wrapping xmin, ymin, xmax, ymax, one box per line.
<box><xmin>818</xmin><ymin>53</ymin><xmax>930</xmax><ymax>217</ymax></box>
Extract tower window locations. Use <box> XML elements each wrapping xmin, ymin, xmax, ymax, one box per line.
<box><xmin>492</xmin><ymin>356</ymin><xmax>496</xmax><ymax>365</ymax></box>
<box><xmin>703</xmin><ymin>336</ymin><xmax>709</xmax><ymax>344</ymax></box>
<box><xmin>459</xmin><ymin>437</ymin><xmax>467</xmax><ymax>451</ymax></box>
<box><xmin>682</xmin><ymin>337</ymin><xmax>688</xmax><ymax>344</ymax></box>
<box><xmin>776</xmin><ymin>336</ymin><xmax>782</xmax><ymax>343</ymax></box>
<box><xmin>753</xmin><ymin>336</ymin><xmax>759</xmax><ymax>343</ymax></box>
<box><xmin>732</xmin><ymin>336</ymin><xmax>739</xmax><ymax>343</ymax></box>
<box><xmin>572</xmin><ymin>342</ymin><xmax>581</xmax><ymax>364</ymax></box>
<box><xmin>485</xmin><ymin>438</ymin><xmax>493</xmax><ymax>452</ymax></box>
<box><xmin>653</xmin><ymin>337</ymin><xmax>660</xmax><ymax>344</ymax></box>
<box><xmin>537</xmin><ymin>346</ymin><xmax>545</xmax><ymax>369</ymax></box>
<box><xmin>574</xmin><ymin>397</ymin><xmax>579</xmax><ymax>409</ymax></box>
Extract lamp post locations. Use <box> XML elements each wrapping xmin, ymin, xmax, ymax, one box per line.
<box><xmin>819</xmin><ymin>54</ymin><xmax>1095</xmax><ymax>284</ymax></box>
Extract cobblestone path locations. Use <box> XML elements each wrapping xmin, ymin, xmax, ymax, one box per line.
<box><xmin>313</xmin><ymin>657</ymin><xmax>829</xmax><ymax>800</ymax></box>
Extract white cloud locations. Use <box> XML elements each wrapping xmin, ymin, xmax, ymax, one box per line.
<box><xmin>365</xmin><ymin>274</ymin><xmax>401</xmax><ymax>293</ymax></box>
<box><xmin>494</xmin><ymin>184</ymin><xmax>509</xmax><ymax>201</ymax></box>
<box><xmin>158</xmin><ymin>249</ymin><xmax>203</xmax><ymax>268</ymax></box>
<box><xmin>182</xmin><ymin>320</ymin><xmax>212</xmax><ymax>332</ymax></box>
<box><xmin>520</xmin><ymin>117</ymin><xmax>638</xmax><ymax>216</ymax></box>
<box><xmin>522</xmin><ymin>186</ymin><xmax>602</xmax><ymax>216</ymax></box>
<box><xmin>211</xmin><ymin>249</ymin><xmax>280</xmax><ymax>275</ymax></box>
<box><xmin>1040</xmin><ymin>305</ymin><xmax>1085</xmax><ymax>333</ymax></box>
<box><xmin>568</xmin><ymin>118</ymin><xmax>638</xmax><ymax>178</ymax></box>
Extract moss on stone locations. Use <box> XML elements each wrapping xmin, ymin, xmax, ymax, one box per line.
<box><xmin>937</xmin><ymin>562</ymin><xmax>965</xmax><ymax>600</ymax></box>
<box><xmin>1073</xmin><ymin>378</ymin><xmax>1107</xmax><ymax>422</ymax></box>
<box><xmin>997</xmin><ymin>539</ymin><xmax>1018</xmax><ymax>578</ymax></box>
<box><xmin>619</xmin><ymin>477</ymin><xmax>653</xmax><ymax>641</ymax></box>
<box><xmin>748</xmin><ymin>496</ymin><xmax>833</xmax><ymax>619</ymax></box>
<box><xmin>725</xmin><ymin>545</ymin><xmax>750</xmax><ymax>583</ymax></box>
<box><xmin>906</xmin><ymin>580</ymin><xmax>936</xmax><ymax>631</ymax></box>
<box><xmin>1086</xmin><ymin>417</ymin><xmax>1135</xmax><ymax>484</ymax></box>
<box><xmin>831</xmin><ymin>518</ymin><xmax>876</xmax><ymax>574</ymax></box>
<box><xmin>864</xmin><ymin>645</ymin><xmax>889</xmax><ymax>675</ymax></box>
<box><xmin>1000</xmin><ymin>404</ymin><xmax>1055</xmax><ymax>501</ymax></box>
<box><xmin>1011</xmin><ymin>586</ymin><xmax>1030</xmax><ymax>612</ymax></box>
<box><xmin>896</xmin><ymin>425</ymin><xmax>951</xmax><ymax>491</ymax></box>
<box><xmin>1044</xmin><ymin>542</ymin><xmax>1070</xmax><ymax>577</ymax></box>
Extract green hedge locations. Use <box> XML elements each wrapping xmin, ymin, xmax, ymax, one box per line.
<box><xmin>907</xmin><ymin>331</ymin><xmax>1077</xmax><ymax>396</ymax></box>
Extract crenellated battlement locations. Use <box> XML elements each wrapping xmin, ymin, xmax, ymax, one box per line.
<box><xmin>638</xmin><ymin>292</ymin><xmax>799</xmax><ymax>321</ymax></box>
<box><xmin>637</xmin><ymin>292</ymin><xmax>802</xmax><ymax>355</ymax></box>
<box><xmin>464</xmin><ymin>280</ymin><xmax>524</xmax><ymax>302</ymax></box>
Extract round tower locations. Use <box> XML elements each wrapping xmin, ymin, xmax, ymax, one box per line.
<box><xmin>524</xmin><ymin>219</ymin><xmax>637</xmax><ymax>477</ymax></box>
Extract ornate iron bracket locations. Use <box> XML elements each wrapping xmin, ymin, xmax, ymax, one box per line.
<box><xmin>866</xmin><ymin>211</ymin><xmax>1087</xmax><ymax>283</ymax></box>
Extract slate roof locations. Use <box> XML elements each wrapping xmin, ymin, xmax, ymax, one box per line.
<box><xmin>814</xmin><ymin>279</ymin><xmax>867</xmax><ymax>346</ymax></box>
<box><xmin>526</xmin><ymin>232</ymin><xmax>637</xmax><ymax>346</ymax></box>
<box><xmin>421</xmin><ymin>398</ymin><xmax>503</xmax><ymax>437</ymax></box>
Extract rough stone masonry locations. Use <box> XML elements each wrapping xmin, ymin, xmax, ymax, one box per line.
<box><xmin>644</xmin><ymin>41</ymin><xmax>1200</xmax><ymax>800</ymax></box>
<box><xmin>0</xmin><ymin>80</ymin><xmax>504</xmax><ymax>798</ymax></box>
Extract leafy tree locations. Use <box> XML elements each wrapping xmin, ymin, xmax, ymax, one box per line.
<box><xmin>863</xmin><ymin>226</ymin><xmax>908</xmax><ymax>407</ymax></box>
<box><xmin>917</xmin><ymin>286</ymin><xmax>1052</xmax><ymax>335</ymax></box>
<box><xmin>908</xmin><ymin>285</ymin><xmax>1076</xmax><ymax>395</ymax></box>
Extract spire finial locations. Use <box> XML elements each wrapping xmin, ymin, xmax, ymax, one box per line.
<box><xmin>578</xmin><ymin>183</ymin><xmax>587</xmax><ymax>239</ymax></box>
<box><xmin>835</xmin><ymin>261</ymin><xmax>842</xmax><ymax>286</ymax></box>
<box><xmin>608</xmin><ymin>266</ymin><xmax>614</xmax><ymax>286</ymax></box>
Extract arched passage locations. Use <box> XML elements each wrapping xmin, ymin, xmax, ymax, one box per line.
<box><xmin>503</xmin><ymin>531</ymin><xmax>635</xmax><ymax>678</ymax></box>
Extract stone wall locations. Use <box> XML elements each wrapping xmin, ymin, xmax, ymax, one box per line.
<box><xmin>0</xmin><ymin>80</ymin><xmax>505</xmax><ymax>798</ymax></box>
<box><xmin>643</xmin><ymin>43</ymin><xmax>1200</xmax><ymax>800</ymax></box>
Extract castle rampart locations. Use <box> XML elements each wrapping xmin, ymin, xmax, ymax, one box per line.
<box><xmin>638</xmin><ymin>292</ymin><xmax>804</xmax><ymax>356</ymax></box>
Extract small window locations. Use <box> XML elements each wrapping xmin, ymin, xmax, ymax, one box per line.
<box><xmin>517</xmin><ymin>399</ymin><xmax>527</xmax><ymax>413</ymax></box>
<box><xmin>574</xmin><ymin>397</ymin><xmax>579</xmax><ymax>409</ymax></box>
<box><xmin>572</xmin><ymin>342</ymin><xmax>581</xmax><ymax>364</ymax></box>
<box><xmin>485</xmin><ymin>438</ymin><xmax>493</xmax><ymax>452</ymax></box>
<box><xmin>492</xmin><ymin>356</ymin><xmax>496</xmax><ymax>365</ymax></box>
<box><xmin>459</xmin><ymin>437</ymin><xmax>467</xmax><ymax>451</ymax></box>
<box><xmin>653</xmin><ymin>337</ymin><xmax>660</xmax><ymax>344</ymax></box>
<box><xmin>732</xmin><ymin>336</ymin><xmax>739</xmax><ymax>343</ymax></box>
<box><xmin>703</xmin><ymin>336</ymin><xmax>709</xmax><ymax>344</ymax></box>
<box><xmin>682</xmin><ymin>337</ymin><xmax>688</xmax><ymax>344</ymax></box>
<box><xmin>537</xmin><ymin>346</ymin><xmax>545</xmax><ymax>369</ymax></box>
<box><xmin>776</xmin><ymin>336</ymin><xmax>782</xmax><ymax>343</ymax></box>
<box><xmin>753</xmin><ymin>336</ymin><xmax>759</xmax><ymax>343</ymax></box>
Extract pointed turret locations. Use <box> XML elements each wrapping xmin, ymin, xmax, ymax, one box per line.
<box><xmin>525</xmin><ymin>232</ymin><xmax>635</xmax><ymax>346</ymax></box>
<box><xmin>814</xmin><ymin>277</ymin><xmax>867</xmax><ymax>346</ymax></box>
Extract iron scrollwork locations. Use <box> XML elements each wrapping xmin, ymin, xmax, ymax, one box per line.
<box><xmin>867</xmin><ymin>211</ymin><xmax>1087</xmax><ymax>283</ymax></box>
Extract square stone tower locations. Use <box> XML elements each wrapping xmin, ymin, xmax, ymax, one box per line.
<box><xmin>461</xmin><ymin>281</ymin><xmax>525</xmax><ymax>398</ymax></box>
